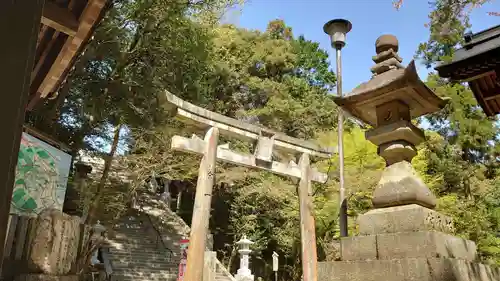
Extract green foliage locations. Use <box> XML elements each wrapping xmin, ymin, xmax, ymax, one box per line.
<box><xmin>394</xmin><ymin>0</ymin><xmax>494</xmax><ymax>67</ymax></box>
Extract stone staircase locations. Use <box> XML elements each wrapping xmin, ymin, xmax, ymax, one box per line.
<box><xmin>107</xmin><ymin>189</ymin><xmax>235</xmax><ymax>281</ymax></box>
<box><xmin>107</xmin><ymin>209</ymin><xmax>180</xmax><ymax>281</ymax></box>
<box><xmin>214</xmin><ymin>258</ymin><xmax>237</xmax><ymax>281</ymax></box>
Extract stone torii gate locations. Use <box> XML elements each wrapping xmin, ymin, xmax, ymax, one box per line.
<box><xmin>165</xmin><ymin>92</ymin><xmax>334</xmax><ymax>281</ymax></box>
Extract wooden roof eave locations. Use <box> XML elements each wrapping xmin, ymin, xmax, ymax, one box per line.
<box><xmin>37</xmin><ymin>0</ymin><xmax>109</xmax><ymax>100</ymax></box>
<box><xmin>435</xmin><ymin>25</ymin><xmax>500</xmax><ymax>80</ymax></box>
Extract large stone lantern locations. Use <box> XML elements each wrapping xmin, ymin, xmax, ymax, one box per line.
<box><xmin>334</xmin><ymin>34</ymin><xmax>448</xmax><ymax>210</ymax></box>
<box><xmin>317</xmin><ymin>35</ymin><xmax>500</xmax><ymax>281</ymax></box>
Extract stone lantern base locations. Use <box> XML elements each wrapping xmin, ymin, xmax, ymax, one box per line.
<box><xmin>234</xmin><ymin>270</ymin><xmax>255</xmax><ymax>281</ymax></box>
<box><xmin>318</xmin><ymin>204</ymin><xmax>500</xmax><ymax>281</ymax></box>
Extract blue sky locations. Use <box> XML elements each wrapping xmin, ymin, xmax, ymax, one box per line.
<box><xmin>224</xmin><ymin>0</ymin><xmax>499</xmax><ymax>93</ymax></box>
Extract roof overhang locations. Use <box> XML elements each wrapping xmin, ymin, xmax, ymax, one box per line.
<box><xmin>27</xmin><ymin>0</ymin><xmax>111</xmax><ymax>111</ymax></box>
<box><xmin>435</xmin><ymin>25</ymin><xmax>500</xmax><ymax>116</ymax></box>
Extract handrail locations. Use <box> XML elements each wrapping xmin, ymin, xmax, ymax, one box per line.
<box><xmin>214</xmin><ymin>257</ymin><xmax>237</xmax><ymax>281</ymax></box>
<box><xmin>138</xmin><ymin>205</ymin><xmax>175</xmax><ymax>260</ymax></box>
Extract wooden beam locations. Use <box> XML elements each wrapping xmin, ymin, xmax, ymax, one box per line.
<box><xmin>460</xmin><ymin>70</ymin><xmax>495</xmax><ymax>83</ymax></box>
<box><xmin>177</xmin><ymin>108</ymin><xmax>333</xmax><ymax>159</ymax></box>
<box><xmin>298</xmin><ymin>153</ymin><xmax>318</xmax><ymax>281</ymax></box>
<box><xmin>37</xmin><ymin>0</ymin><xmax>108</xmax><ymax>99</ymax></box>
<box><xmin>184</xmin><ymin>128</ymin><xmax>219</xmax><ymax>281</ymax></box>
<box><xmin>165</xmin><ymin>91</ymin><xmax>336</xmax><ymax>158</ymax></box>
<box><xmin>171</xmin><ymin>135</ymin><xmax>328</xmax><ymax>183</ymax></box>
<box><xmin>31</xmin><ymin>30</ymin><xmax>60</xmax><ymax>84</ymax></box>
<box><xmin>23</xmin><ymin>125</ymin><xmax>72</xmax><ymax>153</ymax></box>
<box><xmin>469</xmin><ymin>80</ymin><xmax>495</xmax><ymax>116</ymax></box>
<box><xmin>41</xmin><ymin>1</ymin><xmax>79</xmax><ymax>37</ymax></box>
<box><xmin>484</xmin><ymin>95</ymin><xmax>500</xmax><ymax>101</ymax></box>
<box><xmin>0</xmin><ymin>0</ymin><xmax>44</xmax><ymax>271</ymax></box>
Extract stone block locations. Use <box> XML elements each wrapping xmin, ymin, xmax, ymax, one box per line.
<box><xmin>318</xmin><ymin>257</ymin><xmax>500</xmax><ymax>281</ymax></box>
<box><xmin>376</xmin><ymin>231</ymin><xmax>477</xmax><ymax>261</ymax></box>
<box><xmin>27</xmin><ymin>209</ymin><xmax>81</xmax><ymax>275</ymax></box>
<box><xmin>340</xmin><ymin>235</ymin><xmax>377</xmax><ymax>261</ymax></box>
<box><xmin>358</xmin><ymin>204</ymin><xmax>454</xmax><ymax>235</ymax></box>
<box><xmin>371</xmin><ymin>161</ymin><xmax>436</xmax><ymax>208</ymax></box>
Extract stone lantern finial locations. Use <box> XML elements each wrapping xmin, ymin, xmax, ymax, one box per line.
<box><xmin>371</xmin><ymin>35</ymin><xmax>404</xmax><ymax>76</ymax></box>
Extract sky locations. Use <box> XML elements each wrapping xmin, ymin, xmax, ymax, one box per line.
<box><xmin>224</xmin><ymin>0</ymin><xmax>499</xmax><ymax>93</ymax></box>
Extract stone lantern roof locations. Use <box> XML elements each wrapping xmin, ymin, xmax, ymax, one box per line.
<box><xmin>333</xmin><ymin>35</ymin><xmax>448</xmax><ymax>127</ymax></box>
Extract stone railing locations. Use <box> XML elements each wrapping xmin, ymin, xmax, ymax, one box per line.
<box><xmin>203</xmin><ymin>251</ymin><xmax>236</xmax><ymax>281</ymax></box>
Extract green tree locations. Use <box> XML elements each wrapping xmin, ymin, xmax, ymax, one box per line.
<box><xmin>394</xmin><ymin>0</ymin><xmax>497</xmax><ymax>67</ymax></box>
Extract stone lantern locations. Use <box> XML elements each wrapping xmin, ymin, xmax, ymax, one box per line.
<box><xmin>333</xmin><ymin>34</ymin><xmax>448</xmax><ymax>209</ymax></box>
<box><xmin>235</xmin><ymin>235</ymin><xmax>254</xmax><ymax>281</ymax></box>
<box><xmin>317</xmin><ymin>35</ymin><xmax>500</xmax><ymax>281</ymax></box>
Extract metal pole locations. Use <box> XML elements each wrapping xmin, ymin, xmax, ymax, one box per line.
<box><xmin>335</xmin><ymin>48</ymin><xmax>348</xmax><ymax>238</ymax></box>
<box><xmin>275</xmin><ymin>271</ymin><xmax>278</xmax><ymax>281</ymax></box>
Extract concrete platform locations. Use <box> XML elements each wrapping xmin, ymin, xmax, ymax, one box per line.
<box><xmin>318</xmin><ymin>258</ymin><xmax>500</xmax><ymax>281</ymax></box>
<box><xmin>358</xmin><ymin>204</ymin><xmax>455</xmax><ymax>235</ymax></box>
<box><xmin>340</xmin><ymin>231</ymin><xmax>477</xmax><ymax>261</ymax></box>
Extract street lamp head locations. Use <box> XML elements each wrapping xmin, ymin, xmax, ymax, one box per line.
<box><xmin>323</xmin><ymin>19</ymin><xmax>352</xmax><ymax>50</ymax></box>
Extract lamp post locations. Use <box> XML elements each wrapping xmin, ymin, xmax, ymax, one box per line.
<box><xmin>323</xmin><ymin>19</ymin><xmax>352</xmax><ymax>238</ymax></box>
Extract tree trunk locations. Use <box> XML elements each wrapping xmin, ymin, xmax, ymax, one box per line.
<box><xmin>85</xmin><ymin>124</ymin><xmax>122</xmax><ymax>224</ymax></box>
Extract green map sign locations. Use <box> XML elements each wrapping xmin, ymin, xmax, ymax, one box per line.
<box><xmin>11</xmin><ymin>133</ymin><xmax>72</xmax><ymax>216</ymax></box>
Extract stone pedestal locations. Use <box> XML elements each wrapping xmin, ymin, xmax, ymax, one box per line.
<box><xmin>14</xmin><ymin>274</ymin><xmax>79</xmax><ymax>281</ymax></box>
<box><xmin>318</xmin><ymin>203</ymin><xmax>500</xmax><ymax>281</ymax></box>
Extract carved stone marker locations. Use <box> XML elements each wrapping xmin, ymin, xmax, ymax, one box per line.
<box><xmin>318</xmin><ymin>35</ymin><xmax>500</xmax><ymax>281</ymax></box>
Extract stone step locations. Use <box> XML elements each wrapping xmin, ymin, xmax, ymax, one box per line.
<box><xmin>109</xmin><ymin>250</ymin><xmax>176</xmax><ymax>257</ymax></box>
<box><xmin>109</xmin><ymin>254</ymin><xmax>178</xmax><ymax>261</ymax></box>
<box><xmin>111</xmin><ymin>260</ymin><xmax>178</xmax><ymax>268</ymax></box>
<box><xmin>112</xmin><ymin>264</ymin><xmax>178</xmax><ymax>272</ymax></box>
<box><xmin>109</xmin><ymin>253</ymin><xmax>178</xmax><ymax>262</ymax></box>
<box><xmin>111</xmin><ymin>235</ymin><xmax>182</xmax><ymax>245</ymax></box>
<box><xmin>109</xmin><ymin>240</ymin><xmax>176</xmax><ymax>249</ymax></box>
<box><xmin>318</xmin><ymin>257</ymin><xmax>500</xmax><ymax>281</ymax></box>
<box><xmin>112</xmin><ymin>232</ymin><xmax>183</xmax><ymax>242</ymax></box>
<box><xmin>215</xmin><ymin>273</ymin><xmax>234</xmax><ymax>281</ymax></box>
<box><xmin>112</xmin><ymin>269</ymin><xmax>178</xmax><ymax>277</ymax></box>
<box><xmin>110</xmin><ymin>272</ymin><xmax>177</xmax><ymax>281</ymax></box>
<box><xmin>112</xmin><ymin>277</ymin><xmax>176</xmax><ymax>281</ymax></box>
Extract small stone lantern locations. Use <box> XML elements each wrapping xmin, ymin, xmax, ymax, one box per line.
<box><xmin>333</xmin><ymin>35</ymin><xmax>448</xmax><ymax>209</ymax></box>
<box><xmin>235</xmin><ymin>235</ymin><xmax>255</xmax><ymax>281</ymax></box>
